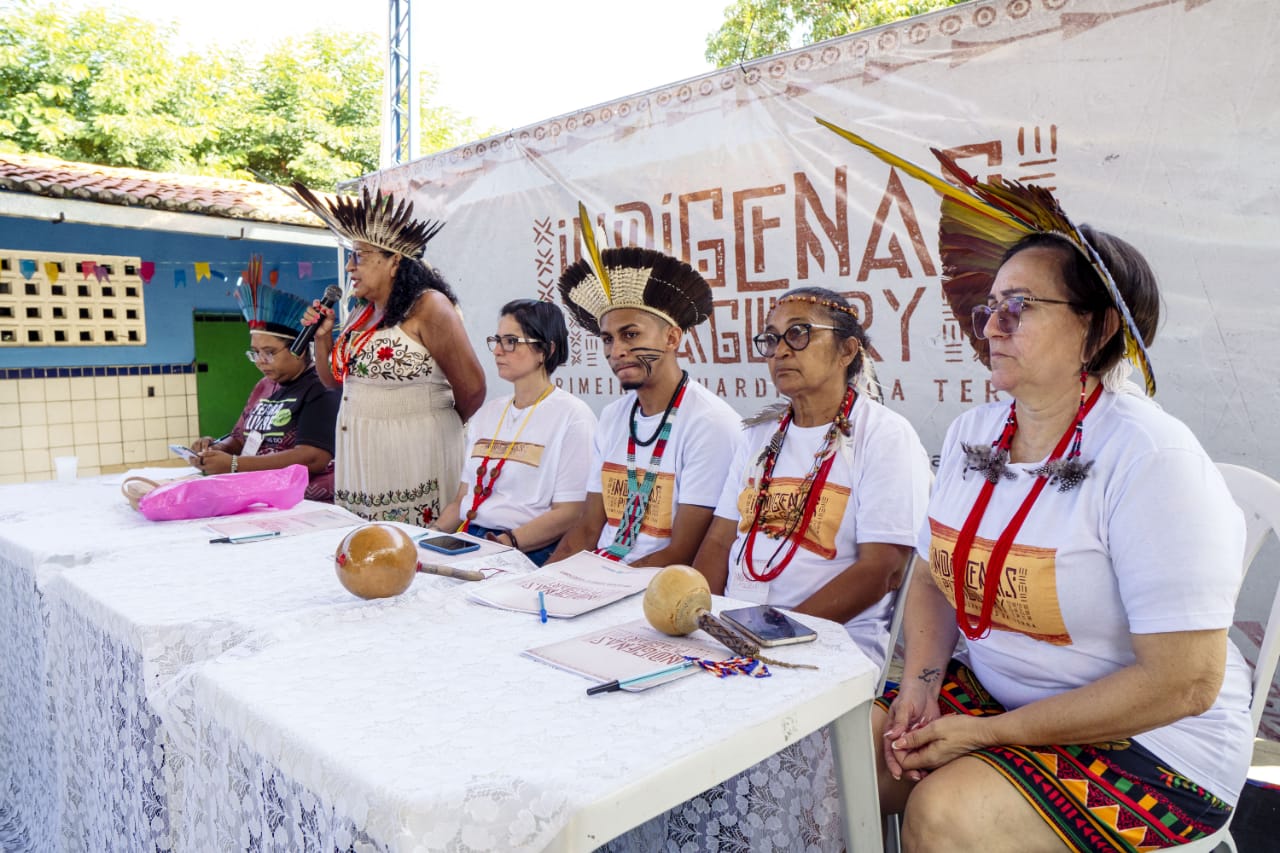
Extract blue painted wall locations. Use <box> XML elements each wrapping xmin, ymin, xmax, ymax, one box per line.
<box><xmin>0</xmin><ymin>214</ymin><xmax>341</xmax><ymax>367</ymax></box>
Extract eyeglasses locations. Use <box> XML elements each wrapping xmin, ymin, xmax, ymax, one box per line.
<box><xmin>752</xmin><ymin>323</ymin><xmax>839</xmax><ymax>358</ymax></box>
<box><xmin>349</xmin><ymin>249</ymin><xmax>387</xmax><ymax>266</ymax></box>
<box><xmin>486</xmin><ymin>334</ymin><xmax>542</xmax><ymax>353</ymax></box>
<box><xmin>971</xmin><ymin>295</ymin><xmax>1080</xmax><ymax>339</ymax></box>
<box><xmin>245</xmin><ymin>348</ymin><xmax>285</xmax><ymax>364</ymax></box>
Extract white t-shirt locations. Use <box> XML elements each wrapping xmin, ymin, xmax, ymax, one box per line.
<box><xmin>921</xmin><ymin>390</ymin><xmax>1252</xmax><ymax>804</ymax></box>
<box><xmin>591</xmin><ymin>379</ymin><xmax>741</xmax><ymax>564</ymax></box>
<box><xmin>457</xmin><ymin>387</ymin><xmax>597</xmax><ymax>531</ymax></box>
<box><xmin>718</xmin><ymin>394</ymin><xmax>931</xmax><ymax>671</ymax></box>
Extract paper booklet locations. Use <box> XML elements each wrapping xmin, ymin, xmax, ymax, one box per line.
<box><xmin>204</xmin><ymin>507</ymin><xmax>358</xmax><ymax>539</ymax></box>
<box><xmin>466</xmin><ymin>550</ymin><xmax>657</xmax><ymax>618</ymax></box>
<box><xmin>523</xmin><ymin>618</ymin><xmax>725</xmax><ymax>688</ymax></box>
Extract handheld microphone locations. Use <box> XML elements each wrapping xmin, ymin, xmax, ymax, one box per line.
<box><xmin>291</xmin><ymin>285</ymin><xmax>344</xmax><ymax>356</ymax></box>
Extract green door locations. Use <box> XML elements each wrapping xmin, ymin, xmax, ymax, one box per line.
<box><xmin>193</xmin><ymin>312</ymin><xmax>261</xmax><ymax>439</ymax></box>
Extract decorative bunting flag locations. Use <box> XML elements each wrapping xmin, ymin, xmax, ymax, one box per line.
<box><xmin>81</xmin><ymin>260</ymin><xmax>96</xmax><ymax>279</ymax></box>
<box><xmin>174</xmin><ymin>269</ymin><xmax>187</xmax><ymax>287</ymax></box>
<box><xmin>268</xmin><ymin>268</ymin><xmax>279</xmax><ymax>286</ymax></box>
<box><xmin>93</xmin><ymin>264</ymin><xmax>110</xmax><ymax>282</ymax></box>
<box><xmin>209</xmin><ymin>269</ymin><xmax>227</xmax><ymax>281</ymax></box>
<box><xmin>19</xmin><ymin>259</ymin><xmax>36</xmax><ymax>280</ymax></box>
<box><xmin>44</xmin><ymin>262</ymin><xmax>59</xmax><ymax>284</ymax></box>
<box><xmin>139</xmin><ymin>261</ymin><xmax>155</xmax><ymax>284</ymax></box>
<box><xmin>298</xmin><ymin>261</ymin><xmax>312</xmax><ymax>280</ymax></box>
<box><xmin>194</xmin><ymin>262</ymin><xmax>211</xmax><ymax>282</ymax></box>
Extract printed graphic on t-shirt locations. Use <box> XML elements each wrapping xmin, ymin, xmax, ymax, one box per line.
<box><xmin>601</xmin><ymin>462</ymin><xmax>675</xmax><ymax>538</ymax></box>
<box><xmin>927</xmin><ymin>518</ymin><xmax>1071</xmax><ymax>645</ymax></box>
<box><xmin>733</xmin><ymin>476</ymin><xmax>850</xmax><ymax>560</ymax></box>
<box><xmin>244</xmin><ymin>397</ymin><xmax>296</xmax><ymax>435</ymax></box>
<box><xmin>467</xmin><ymin>440</ymin><xmax>545</xmax><ymax>468</ymax></box>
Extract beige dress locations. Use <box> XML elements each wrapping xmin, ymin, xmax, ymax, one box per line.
<box><xmin>334</xmin><ymin>324</ymin><xmax>465</xmax><ymax>524</ymax></box>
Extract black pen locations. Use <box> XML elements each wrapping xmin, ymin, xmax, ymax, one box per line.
<box><xmin>208</xmin><ymin>531</ymin><xmax>281</xmax><ymax>544</ymax></box>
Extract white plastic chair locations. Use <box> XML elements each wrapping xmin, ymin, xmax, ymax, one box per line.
<box><xmin>877</xmin><ymin>555</ymin><xmax>916</xmax><ymax>695</ymax></box>
<box><xmin>1178</xmin><ymin>463</ymin><xmax>1280</xmax><ymax>852</ymax></box>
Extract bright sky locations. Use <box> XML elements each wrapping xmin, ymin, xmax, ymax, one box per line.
<box><xmin>70</xmin><ymin>0</ymin><xmax>731</xmax><ymax>136</ymax></box>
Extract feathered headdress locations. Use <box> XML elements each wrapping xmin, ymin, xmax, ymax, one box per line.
<box><xmin>234</xmin><ymin>256</ymin><xmax>308</xmax><ymax>339</ymax></box>
<box><xmin>286</xmin><ymin>182</ymin><xmax>445</xmax><ymax>259</ymax></box>
<box><xmin>558</xmin><ymin>202</ymin><xmax>713</xmax><ymax>334</ymax></box>
<box><xmin>816</xmin><ymin>117</ymin><xmax>1156</xmax><ymax>396</ymax></box>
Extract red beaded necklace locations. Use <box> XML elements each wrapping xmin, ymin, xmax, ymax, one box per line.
<box><xmin>739</xmin><ymin>384</ymin><xmax>856</xmax><ymax>582</ymax></box>
<box><xmin>950</xmin><ymin>382</ymin><xmax>1103</xmax><ymax>639</ymax></box>
<box><xmin>457</xmin><ymin>385</ymin><xmax>554</xmax><ymax>531</ymax></box>
<box><xmin>329</xmin><ymin>304</ymin><xmax>380</xmax><ymax>382</ymax></box>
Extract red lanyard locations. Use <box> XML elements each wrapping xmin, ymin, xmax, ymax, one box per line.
<box><xmin>950</xmin><ymin>384</ymin><xmax>1103</xmax><ymax>639</ymax></box>
<box><xmin>741</xmin><ymin>385</ymin><xmax>855</xmax><ymax>582</ymax></box>
<box><xmin>329</xmin><ymin>304</ymin><xmax>378</xmax><ymax>382</ymax></box>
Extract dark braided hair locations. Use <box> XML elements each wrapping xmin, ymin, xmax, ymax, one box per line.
<box><xmin>379</xmin><ymin>256</ymin><xmax>459</xmax><ymax>330</ymax></box>
<box><xmin>777</xmin><ymin>286</ymin><xmax>870</xmax><ymax>383</ymax></box>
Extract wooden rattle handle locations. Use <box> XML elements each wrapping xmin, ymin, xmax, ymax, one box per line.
<box><xmin>696</xmin><ymin>611</ymin><xmax>818</xmax><ymax>670</ymax></box>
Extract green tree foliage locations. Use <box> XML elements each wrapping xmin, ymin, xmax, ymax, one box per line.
<box><xmin>0</xmin><ymin>1</ymin><xmax>489</xmax><ymax>188</ymax></box>
<box><xmin>706</xmin><ymin>0</ymin><xmax>971</xmax><ymax>67</ymax></box>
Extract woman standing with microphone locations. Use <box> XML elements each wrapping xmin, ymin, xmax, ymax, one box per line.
<box><xmin>295</xmin><ymin>184</ymin><xmax>486</xmax><ymax>525</ymax></box>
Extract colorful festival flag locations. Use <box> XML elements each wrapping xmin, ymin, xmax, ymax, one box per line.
<box><xmin>298</xmin><ymin>261</ymin><xmax>312</xmax><ymax>280</ymax></box>
<box><xmin>139</xmin><ymin>261</ymin><xmax>155</xmax><ymax>284</ymax></box>
<box><xmin>19</xmin><ymin>259</ymin><xmax>36</xmax><ymax>280</ymax></box>
<box><xmin>44</xmin><ymin>262</ymin><xmax>59</xmax><ymax>284</ymax></box>
<box><xmin>93</xmin><ymin>264</ymin><xmax>110</xmax><ymax>282</ymax></box>
<box><xmin>268</xmin><ymin>268</ymin><xmax>279</xmax><ymax>286</ymax></box>
<box><xmin>174</xmin><ymin>269</ymin><xmax>187</xmax><ymax>287</ymax></box>
<box><xmin>194</xmin><ymin>262</ymin><xmax>211</xmax><ymax>282</ymax></box>
<box><xmin>81</xmin><ymin>260</ymin><xmax>96</xmax><ymax>279</ymax></box>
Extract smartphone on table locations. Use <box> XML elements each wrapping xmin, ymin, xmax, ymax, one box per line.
<box><xmin>418</xmin><ymin>534</ymin><xmax>482</xmax><ymax>556</ymax></box>
<box><xmin>720</xmin><ymin>605</ymin><xmax>818</xmax><ymax>647</ymax></box>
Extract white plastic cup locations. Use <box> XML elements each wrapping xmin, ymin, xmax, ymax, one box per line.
<box><xmin>54</xmin><ymin>455</ymin><xmax>78</xmax><ymax>483</ymax></box>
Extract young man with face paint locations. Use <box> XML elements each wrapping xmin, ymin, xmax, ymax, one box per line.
<box><xmin>547</xmin><ymin>246</ymin><xmax>741</xmax><ymax>567</ymax></box>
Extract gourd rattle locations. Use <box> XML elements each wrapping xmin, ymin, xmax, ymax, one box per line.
<box><xmin>643</xmin><ymin>565</ymin><xmax>816</xmax><ymax>669</ymax></box>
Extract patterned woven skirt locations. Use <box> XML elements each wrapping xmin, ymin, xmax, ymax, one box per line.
<box><xmin>878</xmin><ymin>661</ymin><xmax>1233</xmax><ymax>852</ymax></box>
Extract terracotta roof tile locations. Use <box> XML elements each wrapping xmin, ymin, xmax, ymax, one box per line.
<box><xmin>0</xmin><ymin>152</ymin><xmax>330</xmax><ymax>229</ymax></box>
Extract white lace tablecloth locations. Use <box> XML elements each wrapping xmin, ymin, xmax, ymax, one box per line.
<box><xmin>155</xmin><ymin>594</ymin><xmax>877</xmax><ymax>853</ymax></box>
<box><xmin>36</xmin><ymin>516</ymin><xmax>532</xmax><ymax>853</ymax></box>
<box><xmin>0</xmin><ymin>473</ymin><xmax>459</xmax><ymax>852</ymax></box>
<box><xmin>2</xmin><ymin>475</ymin><xmax>878</xmax><ymax>852</ymax></box>
<box><xmin>0</xmin><ymin>469</ymin><xmax>245</xmax><ymax>853</ymax></box>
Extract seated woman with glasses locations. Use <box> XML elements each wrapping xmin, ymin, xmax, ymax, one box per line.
<box><xmin>432</xmin><ymin>299</ymin><xmax>597</xmax><ymax>565</ymax></box>
<box><xmin>840</xmin><ymin>140</ymin><xmax>1251</xmax><ymax>851</ymax></box>
<box><xmin>660</xmin><ymin>287</ymin><xmax>929</xmax><ymax>850</ymax></box>
<box><xmin>694</xmin><ymin>285</ymin><xmax>931</xmax><ymax>672</ymax></box>
<box><xmin>192</xmin><ymin>272</ymin><xmax>339</xmax><ymax>501</ymax></box>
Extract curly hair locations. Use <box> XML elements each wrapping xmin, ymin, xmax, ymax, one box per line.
<box><xmin>378</xmin><ymin>256</ymin><xmax>459</xmax><ymax>330</ymax></box>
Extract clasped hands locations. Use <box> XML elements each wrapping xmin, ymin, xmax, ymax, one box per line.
<box><xmin>883</xmin><ymin>681</ymin><xmax>991</xmax><ymax>782</ymax></box>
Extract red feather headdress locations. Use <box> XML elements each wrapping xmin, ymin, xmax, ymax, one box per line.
<box><xmin>816</xmin><ymin>117</ymin><xmax>1156</xmax><ymax>396</ymax></box>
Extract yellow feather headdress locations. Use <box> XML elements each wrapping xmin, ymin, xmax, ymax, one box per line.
<box><xmin>286</xmin><ymin>182</ymin><xmax>445</xmax><ymax>259</ymax></box>
<box><xmin>816</xmin><ymin>117</ymin><xmax>1156</xmax><ymax>396</ymax></box>
<box><xmin>558</xmin><ymin>203</ymin><xmax>713</xmax><ymax>335</ymax></box>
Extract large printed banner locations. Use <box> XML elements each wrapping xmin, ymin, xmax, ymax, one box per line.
<box><xmin>373</xmin><ymin>0</ymin><xmax>1278</xmax><ymax>481</ymax></box>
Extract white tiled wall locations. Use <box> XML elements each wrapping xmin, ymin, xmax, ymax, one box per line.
<box><xmin>0</xmin><ymin>373</ymin><xmax>199</xmax><ymax>483</ymax></box>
